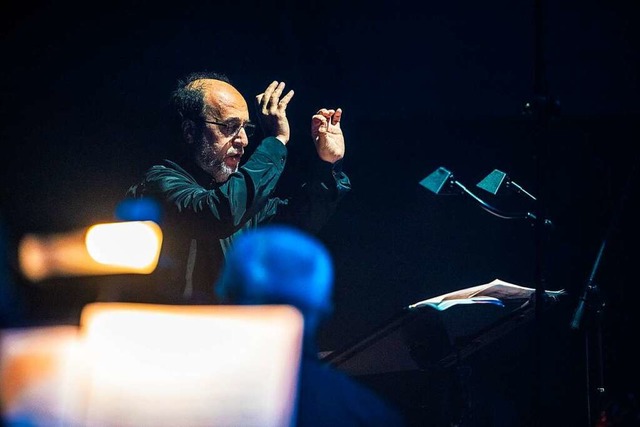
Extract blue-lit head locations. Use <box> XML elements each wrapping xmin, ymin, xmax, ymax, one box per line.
<box><xmin>115</xmin><ymin>198</ymin><xmax>162</xmax><ymax>224</ymax></box>
<box><xmin>216</xmin><ymin>225</ymin><xmax>334</xmax><ymax>336</ymax></box>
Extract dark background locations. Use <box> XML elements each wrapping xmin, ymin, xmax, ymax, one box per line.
<box><xmin>1</xmin><ymin>1</ymin><xmax>639</xmax><ymax>425</ymax></box>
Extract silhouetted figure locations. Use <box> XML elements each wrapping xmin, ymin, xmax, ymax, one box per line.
<box><xmin>215</xmin><ymin>225</ymin><xmax>407</xmax><ymax>427</ymax></box>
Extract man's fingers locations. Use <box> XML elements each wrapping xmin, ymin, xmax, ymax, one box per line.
<box><xmin>279</xmin><ymin>89</ymin><xmax>295</xmax><ymax>108</ymax></box>
<box><xmin>269</xmin><ymin>82</ymin><xmax>285</xmax><ymax>107</ymax></box>
<box><xmin>259</xmin><ymin>81</ymin><xmax>278</xmax><ymax>109</ymax></box>
<box><xmin>312</xmin><ymin>115</ymin><xmax>328</xmax><ymax>132</ymax></box>
<box><xmin>258</xmin><ymin>81</ymin><xmax>294</xmax><ymax>111</ymax></box>
<box><xmin>314</xmin><ymin>108</ymin><xmax>342</xmax><ymax>126</ymax></box>
<box><xmin>332</xmin><ymin>108</ymin><xmax>343</xmax><ymax>125</ymax></box>
<box><xmin>315</xmin><ymin>108</ymin><xmax>340</xmax><ymax>121</ymax></box>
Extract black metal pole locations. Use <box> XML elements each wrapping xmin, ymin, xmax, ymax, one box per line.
<box><xmin>530</xmin><ymin>0</ymin><xmax>554</xmax><ymax>425</ymax></box>
<box><xmin>570</xmin><ymin>158</ymin><xmax>638</xmax><ymax>425</ymax></box>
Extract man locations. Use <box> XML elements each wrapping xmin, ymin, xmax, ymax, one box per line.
<box><xmin>125</xmin><ymin>72</ymin><xmax>350</xmax><ymax>303</ymax></box>
<box><xmin>215</xmin><ymin>224</ymin><xmax>407</xmax><ymax>427</ymax></box>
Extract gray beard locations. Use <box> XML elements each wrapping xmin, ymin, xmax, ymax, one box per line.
<box><xmin>196</xmin><ymin>139</ymin><xmax>237</xmax><ymax>183</ymax></box>
<box><xmin>212</xmin><ymin>161</ymin><xmax>236</xmax><ymax>183</ymax></box>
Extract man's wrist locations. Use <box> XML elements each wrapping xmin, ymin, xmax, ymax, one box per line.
<box><xmin>330</xmin><ymin>158</ymin><xmax>344</xmax><ymax>177</ymax></box>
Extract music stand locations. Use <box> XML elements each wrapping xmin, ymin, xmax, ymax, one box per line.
<box><xmin>321</xmin><ymin>293</ymin><xmax>560</xmax><ymax>426</ymax></box>
<box><xmin>321</xmin><ymin>305</ymin><xmax>455</xmax><ymax>425</ymax></box>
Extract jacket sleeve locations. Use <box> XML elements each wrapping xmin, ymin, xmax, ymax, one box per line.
<box><xmin>261</xmin><ymin>158</ymin><xmax>352</xmax><ymax>234</ymax></box>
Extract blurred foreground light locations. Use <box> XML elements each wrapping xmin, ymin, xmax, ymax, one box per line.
<box><xmin>18</xmin><ymin>221</ymin><xmax>162</xmax><ymax>282</ymax></box>
<box><xmin>0</xmin><ymin>325</ymin><xmax>84</xmax><ymax>426</ymax></box>
<box><xmin>1</xmin><ymin>303</ymin><xmax>303</xmax><ymax>427</ymax></box>
<box><xmin>85</xmin><ymin>221</ymin><xmax>161</xmax><ymax>269</ymax></box>
<box><xmin>78</xmin><ymin>303</ymin><xmax>303</xmax><ymax>427</ymax></box>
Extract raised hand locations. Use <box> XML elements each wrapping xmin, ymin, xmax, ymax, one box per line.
<box><xmin>311</xmin><ymin>108</ymin><xmax>345</xmax><ymax>164</ymax></box>
<box><xmin>255</xmin><ymin>81</ymin><xmax>295</xmax><ymax>145</ymax></box>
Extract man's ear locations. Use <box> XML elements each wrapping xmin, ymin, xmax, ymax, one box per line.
<box><xmin>182</xmin><ymin>120</ymin><xmax>195</xmax><ymax>144</ymax></box>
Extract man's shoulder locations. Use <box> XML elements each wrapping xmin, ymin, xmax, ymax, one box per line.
<box><xmin>126</xmin><ymin>159</ymin><xmax>200</xmax><ymax>197</ymax></box>
<box><xmin>142</xmin><ymin>160</ymin><xmax>198</xmax><ymax>183</ymax></box>
<box><xmin>150</xmin><ymin>159</ymin><xmax>188</xmax><ymax>173</ymax></box>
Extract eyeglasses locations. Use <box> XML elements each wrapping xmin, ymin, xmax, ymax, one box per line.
<box><xmin>203</xmin><ymin>119</ymin><xmax>256</xmax><ymax>137</ymax></box>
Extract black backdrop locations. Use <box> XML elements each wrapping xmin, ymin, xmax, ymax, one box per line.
<box><xmin>1</xmin><ymin>1</ymin><xmax>639</xmax><ymax>425</ymax></box>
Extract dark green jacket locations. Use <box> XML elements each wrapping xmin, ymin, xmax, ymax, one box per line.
<box><xmin>125</xmin><ymin>137</ymin><xmax>350</xmax><ymax>303</ymax></box>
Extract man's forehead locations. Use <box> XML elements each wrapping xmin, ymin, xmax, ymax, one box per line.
<box><xmin>187</xmin><ymin>78</ymin><xmax>227</xmax><ymax>91</ymax></box>
<box><xmin>189</xmin><ymin>79</ymin><xmax>248</xmax><ymax>115</ymax></box>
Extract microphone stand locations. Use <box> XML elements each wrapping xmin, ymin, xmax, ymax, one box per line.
<box><xmin>569</xmin><ymin>160</ymin><xmax>637</xmax><ymax>426</ymax></box>
<box><xmin>447</xmin><ymin>176</ymin><xmax>538</xmax><ymax>222</ymax></box>
<box><xmin>420</xmin><ymin>166</ymin><xmax>547</xmax><ymax>225</ymax></box>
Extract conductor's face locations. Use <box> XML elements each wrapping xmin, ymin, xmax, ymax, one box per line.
<box><xmin>187</xmin><ymin>79</ymin><xmax>253</xmax><ymax>183</ymax></box>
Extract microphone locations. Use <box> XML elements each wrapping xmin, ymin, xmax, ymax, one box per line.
<box><xmin>477</xmin><ymin>169</ymin><xmax>536</xmax><ymax>201</ymax></box>
<box><xmin>476</xmin><ymin>169</ymin><xmax>554</xmax><ymax>228</ymax></box>
<box><xmin>419</xmin><ymin>166</ymin><xmax>537</xmax><ymax>222</ymax></box>
<box><xmin>419</xmin><ymin>167</ymin><xmax>463</xmax><ymax>195</ymax></box>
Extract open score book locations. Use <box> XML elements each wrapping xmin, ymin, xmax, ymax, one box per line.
<box><xmin>408</xmin><ymin>278</ymin><xmax>567</xmax><ymax>311</ymax></box>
